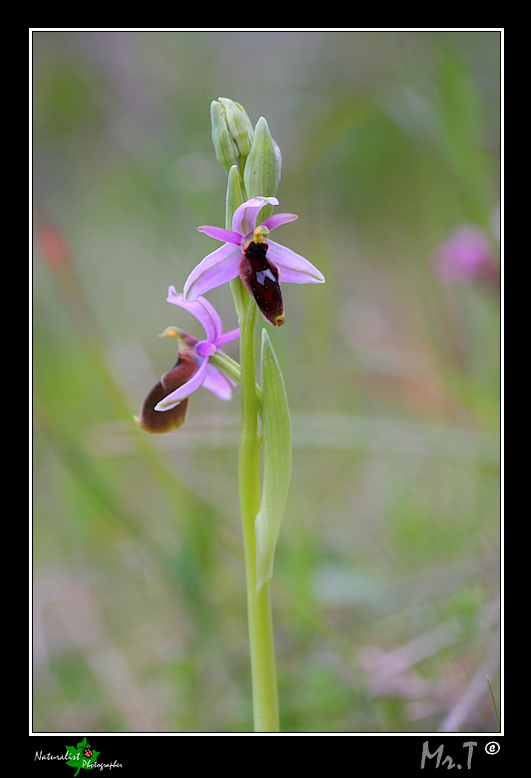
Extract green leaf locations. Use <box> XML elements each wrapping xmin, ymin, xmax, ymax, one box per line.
<box><xmin>255</xmin><ymin>329</ymin><xmax>292</xmax><ymax>591</ymax></box>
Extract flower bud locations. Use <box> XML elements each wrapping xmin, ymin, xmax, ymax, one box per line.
<box><xmin>210</xmin><ymin>100</ymin><xmax>239</xmax><ymax>173</ymax></box>
<box><xmin>217</xmin><ymin>98</ymin><xmax>254</xmax><ymax>158</ymax></box>
<box><xmin>243</xmin><ymin>117</ymin><xmax>281</xmax><ymax>203</ymax></box>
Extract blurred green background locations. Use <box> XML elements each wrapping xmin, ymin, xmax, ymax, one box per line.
<box><xmin>32</xmin><ymin>30</ymin><xmax>501</xmax><ymax>733</ymax></box>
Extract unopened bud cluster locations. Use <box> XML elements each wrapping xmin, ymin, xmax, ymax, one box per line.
<box><xmin>211</xmin><ymin>97</ymin><xmax>281</xmax><ymax>202</ymax></box>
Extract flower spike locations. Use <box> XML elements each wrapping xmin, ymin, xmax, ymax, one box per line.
<box><xmin>184</xmin><ymin>197</ymin><xmax>325</xmax><ymax>326</ymax></box>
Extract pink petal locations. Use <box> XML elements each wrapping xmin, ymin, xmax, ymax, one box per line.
<box><xmin>215</xmin><ymin>327</ymin><xmax>240</xmax><ymax>346</ymax></box>
<box><xmin>196</xmin><ymin>341</ymin><xmax>217</xmax><ymax>356</ymax></box>
<box><xmin>166</xmin><ymin>286</ymin><xmax>222</xmax><ymax>342</ymax></box>
<box><xmin>198</xmin><ymin>225</ymin><xmax>242</xmax><ymax>245</ymax></box>
<box><xmin>193</xmin><ymin>295</ymin><xmax>225</xmax><ymax>342</ymax></box>
<box><xmin>183</xmin><ymin>243</ymin><xmax>241</xmax><ymax>300</ymax></box>
<box><xmin>266</xmin><ymin>239</ymin><xmax>325</xmax><ymax>284</ymax></box>
<box><xmin>261</xmin><ymin>212</ymin><xmax>298</xmax><ymax>232</ymax></box>
<box><xmin>232</xmin><ymin>197</ymin><xmax>279</xmax><ymax>236</ymax></box>
<box><xmin>202</xmin><ymin>363</ymin><xmax>236</xmax><ymax>400</ymax></box>
<box><xmin>154</xmin><ymin>356</ymin><xmax>210</xmax><ymax>409</ymax></box>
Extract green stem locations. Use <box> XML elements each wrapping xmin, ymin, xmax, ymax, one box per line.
<box><xmin>224</xmin><ymin>164</ymin><xmax>279</xmax><ymax>730</ymax></box>
<box><xmin>237</xmin><ymin>283</ymin><xmax>279</xmax><ymax>732</ymax></box>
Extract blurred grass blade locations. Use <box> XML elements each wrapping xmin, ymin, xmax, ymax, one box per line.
<box><xmin>255</xmin><ymin>329</ymin><xmax>292</xmax><ymax>592</ymax></box>
<box><xmin>487</xmin><ymin>677</ymin><xmax>501</xmax><ymax>732</ymax></box>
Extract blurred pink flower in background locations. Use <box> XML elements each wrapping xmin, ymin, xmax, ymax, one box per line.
<box><xmin>432</xmin><ymin>222</ymin><xmax>500</xmax><ymax>290</ymax></box>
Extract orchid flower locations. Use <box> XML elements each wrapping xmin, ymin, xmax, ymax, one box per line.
<box><xmin>183</xmin><ymin>196</ymin><xmax>325</xmax><ymax>326</ymax></box>
<box><xmin>136</xmin><ymin>289</ymin><xmax>240</xmax><ymax>434</ymax></box>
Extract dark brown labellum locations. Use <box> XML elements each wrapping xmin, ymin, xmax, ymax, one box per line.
<box><xmin>136</xmin><ymin>353</ymin><xmax>197</xmax><ymax>434</ymax></box>
<box><xmin>240</xmin><ymin>241</ymin><xmax>285</xmax><ymax>326</ymax></box>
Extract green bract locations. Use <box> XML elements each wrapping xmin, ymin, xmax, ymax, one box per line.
<box><xmin>254</xmin><ymin>329</ymin><xmax>292</xmax><ymax>591</ymax></box>
<box><xmin>225</xmin><ymin>165</ymin><xmax>246</xmax><ymax>321</ymax></box>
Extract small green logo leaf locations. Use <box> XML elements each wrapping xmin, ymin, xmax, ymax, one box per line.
<box><xmin>65</xmin><ymin>737</ymin><xmax>100</xmax><ymax>776</ymax></box>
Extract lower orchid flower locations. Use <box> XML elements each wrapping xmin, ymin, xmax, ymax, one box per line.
<box><xmin>183</xmin><ymin>196</ymin><xmax>325</xmax><ymax>326</ymax></box>
<box><xmin>136</xmin><ymin>288</ymin><xmax>240</xmax><ymax>434</ymax></box>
